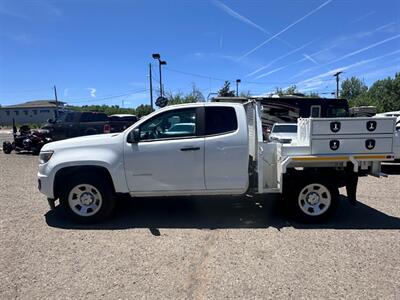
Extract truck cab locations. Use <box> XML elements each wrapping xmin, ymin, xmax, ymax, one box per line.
<box><xmin>122</xmin><ymin>103</ymin><xmax>249</xmax><ymax>195</ymax></box>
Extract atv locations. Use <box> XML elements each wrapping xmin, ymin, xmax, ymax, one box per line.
<box><xmin>2</xmin><ymin>120</ymin><xmax>52</xmax><ymax>155</ymax></box>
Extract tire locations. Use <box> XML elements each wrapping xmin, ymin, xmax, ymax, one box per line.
<box><xmin>2</xmin><ymin>141</ymin><xmax>12</xmax><ymax>154</ymax></box>
<box><xmin>59</xmin><ymin>172</ymin><xmax>116</xmax><ymax>223</ymax></box>
<box><xmin>284</xmin><ymin>176</ymin><xmax>339</xmax><ymax>223</ymax></box>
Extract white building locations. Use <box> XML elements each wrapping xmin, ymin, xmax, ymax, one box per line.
<box><xmin>0</xmin><ymin>100</ymin><xmax>66</xmax><ymax>126</ymax></box>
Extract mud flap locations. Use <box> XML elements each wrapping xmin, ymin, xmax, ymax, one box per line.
<box><xmin>47</xmin><ymin>198</ymin><xmax>56</xmax><ymax>210</ymax></box>
<box><xmin>345</xmin><ymin>165</ymin><xmax>359</xmax><ymax>205</ymax></box>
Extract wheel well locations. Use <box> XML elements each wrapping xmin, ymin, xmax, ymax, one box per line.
<box><xmin>284</xmin><ymin>167</ymin><xmax>347</xmax><ymax>189</ymax></box>
<box><xmin>54</xmin><ymin>165</ymin><xmax>115</xmax><ymax>199</ymax></box>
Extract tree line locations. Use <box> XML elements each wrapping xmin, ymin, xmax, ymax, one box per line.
<box><xmin>67</xmin><ymin>73</ymin><xmax>399</xmax><ymax>117</ymax></box>
<box><xmin>340</xmin><ymin>73</ymin><xmax>400</xmax><ymax>112</ymax></box>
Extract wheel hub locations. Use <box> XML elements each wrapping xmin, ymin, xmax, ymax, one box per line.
<box><xmin>68</xmin><ymin>183</ymin><xmax>103</xmax><ymax>217</ymax></box>
<box><xmin>306</xmin><ymin>192</ymin><xmax>320</xmax><ymax>205</ymax></box>
<box><xmin>80</xmin><ymin>192</ymin><xmax>95</xmax><ymax>205</ymax></box>
<box><xmin>298</xmin><ymin>183</ymin><xmax>332</xmax><ymax>217</ymax></box>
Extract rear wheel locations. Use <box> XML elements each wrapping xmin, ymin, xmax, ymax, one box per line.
<box><xmin>59</xmin><ymin>173</ymin><xmax>116</xmax><ymax>223</ymax></box>
<box><xmin>285</xmin><ymin>176</ymin><xmax>339</xmax><ymax>223</ymax></box>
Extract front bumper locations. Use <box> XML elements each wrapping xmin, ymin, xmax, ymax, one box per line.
<box><xmin>37</xmin><ymin>171</ymin><xmax>55</xmax><ymax>199</ymax></box>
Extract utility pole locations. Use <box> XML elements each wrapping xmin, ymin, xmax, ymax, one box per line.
<box><xmin>53</xmin><ymin>85</ymin><xmax>59</xmax><ymax>118</ymax></box>
<box><xmin>333</xmin><ymin>71</ymin><xmax>343</xmax><ymax>98</ymax></box>
<box><xmin>149</xmin><ymin>63</ymin><xmax>154</xmax><ymax>111</ymax></box>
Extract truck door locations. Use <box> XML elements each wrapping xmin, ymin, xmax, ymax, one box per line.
<box><xmin>124</xmin><ymin>107</ymin><xmax>205</xmax><ymax>192</ymax></box>
<box><xmin>204</xmin><ymin>106</ymin><xmax>249</xmax><ymax>192</ymax></box>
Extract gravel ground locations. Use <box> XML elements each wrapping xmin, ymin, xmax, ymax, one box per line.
<box><xmin>0</xmin><ymin>135</ymin><xmax>399</xmax><ymax>299</ymax></box>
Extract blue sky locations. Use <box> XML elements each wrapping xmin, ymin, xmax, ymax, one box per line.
<box><xmin>0</xmin><ymin>0</ymin><xmax>399</xmax><ymax>107</ymax></box>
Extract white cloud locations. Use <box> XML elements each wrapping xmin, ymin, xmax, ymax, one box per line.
<box><xmin>239</xmin><ymin>0</ymin><xmax>332</xmax><ymax>59</ymax></box>
<box><xmin>328</xmin><ymin>34</ymin><xmax>400</xmax><ymax>65</ymax></box>
<box><xmin>296</xmin><ymin>49</ymin><xmax>400</xmax><ymax>90</ymax></box>
<box><xmin>245</xmin><ymin>40</ymin><xmax>314</xmax><ymax>77</ymax></box>
<box><xmin>302</xmin><ymin>53</ymin><xmax>318</xmax><ymax>65</ymax></box>
<box><xmin>87</xmin><ymin>88</ymin><xmax>96</xmax><ymax>98</ymax></box>
<box><xmin>32</xmin><ymin>0</ymin><xmax>62</xmax><ymax>16</ymax></box>
<box><xmin>356</xmin><ymin>22</ymin><xmax>397</xmax><ymax>38</ymax></box>
<box><xmin>351</xmin><ymin>11</ymin><xmax>375</xmax><ymax>24</ymax></box>
<box><xmin>255</xmin><ymin>66</ymin><xmax>288</xmax><ymax>79</ymax></box>
<box><xmin>0</xmin><ymin>7</ymin><xmax>29</xmax><ymax>19</ymax></box>
<box><xmin>212</xmin><ymin>0</ymin><xmax>269</xmax><ymax>34</ymax></box>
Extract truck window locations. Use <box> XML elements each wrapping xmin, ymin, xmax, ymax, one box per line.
<box><xmin>272</xmin><ymin>124</ymin><xmax>297</xmax><ymax>133</ymax></box>
<box><xmin>205</xmin><ymin>107</ymin><xmax>238</xmax><ymax>135</ymax></box>
<box><xmin>65</xmin><ymin>113</ymin><xmax>74</xmax><ymax>122</ymax></box>
<box><xmin>310</xmin><ymin>105</ymin><xmax>321</xmax><ymax>117</ymax></box>
<box><xmin>79</xmin><ymin>112</ymin><xmax>108</xmax><ymax>122</ymax></box>
<box><xmin>139</xmin><ymin>108</ymin><xmax>197</xmax><ymax>141</ymax></box>
<box><xmin>327</xmin><ymin>106</ymin><xmax>348</xmax><ymax>117</ymax></box>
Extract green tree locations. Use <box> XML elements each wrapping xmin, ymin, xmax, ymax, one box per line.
<box><xmin>135</xmin><ymin>104</ymin><xmax>153</xmax><ymax>117</ymax></box>
<box><xmin>275</xmin><ymin>85</ymin><xmax>300</xmax><ymax>96</ymax></box>
<box><xmin>340</xmin><ymin>77</ymin><xmax>368</xmax><ymax>101</ymax></box>
<box><xmin>67</xmin><ymin>104</ymin><xmax>136</xmax><ymax>115</ymax></box>
<box><xmin>307</xmin><ymin>92</ymin><xmax>321</xmax><ymax>98</ymax></box>
<box><xmin>367</xmin><ymin>73</ymin><xmax>400</xmax><ymax>112</ymax></box>
<box><xmin>218</xmin><ymin>81</ymin><xmax>235</xmax><ymax>97</ymax></box>
<box><xmin>166</xmin><ymin>84</ymin><xmax>205</xmax><ymax>105</ymax></box>
<box><xmin>239</xmin><ymin>90</ymin><xmax>251</xmax><ymax>97</ymax></box>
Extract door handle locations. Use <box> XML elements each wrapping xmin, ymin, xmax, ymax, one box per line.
<box><xmin>180</xmin><ymin>147</ymin><xmax>200</xmax><ymax>151</ymax></box>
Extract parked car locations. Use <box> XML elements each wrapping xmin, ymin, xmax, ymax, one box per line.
<box><xmin>108</xmin><ymin>114</ymin><xmax>138</xmax><ymax>133</ymax></box>
<box><xmin>269</xmin><ymin>123</ymin><xmax>297</xmax><ymax>144</ymax></box>
<box><xmin>38</xmin><ymin>102</ymin><xmax>396</xmax><ymax>224</ymax></box>
<box><xmin>41</xmin><ymin>111</ymin><xmax>137</xmax><ymax>141</ymax></box>
<box><xmin>375</xmin><ymin>112</ymin><xmax>400</xmax><ymax>162</ymax></box>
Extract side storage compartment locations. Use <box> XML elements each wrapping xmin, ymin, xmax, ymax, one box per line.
<box><xmin>299</xmin><ymin>117</ymin><xmax>396</xmax><ymax>155</ymax></box>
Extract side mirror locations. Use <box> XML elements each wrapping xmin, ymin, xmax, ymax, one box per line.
<box><xmin>127</xmin><ymin>128</ymin><xmax>140</xmax><ymax>143</ymax></box>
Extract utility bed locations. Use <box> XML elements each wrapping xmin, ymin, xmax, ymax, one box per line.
<box><xmin>243</xmin><ymin>101</ymin><xmax>396</xmax><ymax>194</ymax></box>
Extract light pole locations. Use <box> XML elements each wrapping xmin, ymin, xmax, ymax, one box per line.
<box><xmin>236</xmin><ymin>79</ymin><xmax>241</xmax><ymax>97</ymax></box>
<box><xmin>152</xmin><ymin>53</ymin><xmax>167</xmax><ymax>97</ymax></box>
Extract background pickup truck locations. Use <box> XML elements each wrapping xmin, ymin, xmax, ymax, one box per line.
<box><xmin>37</xmin><ymin>102</ymin><xmax>396</xmax><ymax>224</ymax></box>
<box><xmin>42</xmin><ymin>111</ymin><xmax>138</xmax><ymax>141</ymax></box>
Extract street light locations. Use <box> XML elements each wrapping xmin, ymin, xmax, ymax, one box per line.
<box><xmin>236</xmin><ymin>79</ymin><xmax>241</xmax><ymax>97</ymax></box>
<box><xmin>152</xmin><ymin>53</ymin><xmax>167</xmax><ymax>97</ymax></box>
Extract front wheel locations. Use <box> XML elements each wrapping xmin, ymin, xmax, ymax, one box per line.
<box><xmin>285</xmin><ymin>177</ymin><xmax>339</xmax><ymax>223</ymax></box>
<box><xmin>2</xmin><ymin>141</ymin><xmax>13</xmax><ymax>154</ymax></box>
<box><xmin>59</xmin><ymin>173</ymin><xmax>116</xmax><ymax>223</ymax></box>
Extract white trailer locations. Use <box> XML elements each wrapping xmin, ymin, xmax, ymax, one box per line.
<box><xmin>38</xmin><ymin>101</ymin><xmax>396</xmax><ymax>223</ymax></box>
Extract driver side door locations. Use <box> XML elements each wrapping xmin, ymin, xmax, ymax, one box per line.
<box><xmin>124</xmin><ymin>107</ymin><xmax>205</xmax><ymax>193</ymax></box>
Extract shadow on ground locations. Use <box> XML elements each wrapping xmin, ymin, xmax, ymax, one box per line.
<box><xmin>45</xmin><ymin>194</ymin><xmax>400</xmax><ymax>232</ymax></box>
<box><xmin>381</xmin><ymin>163</ymin><xmax>400</xmax><ymax>175</ymax></box>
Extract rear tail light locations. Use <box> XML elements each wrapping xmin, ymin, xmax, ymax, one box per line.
<box><xmin>103</xmin><ymin>124</ymin><xmax>111</xmax><ymax>134</ymax></box>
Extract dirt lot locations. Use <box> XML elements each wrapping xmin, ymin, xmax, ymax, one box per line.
<box><xmin>1</xmin><ymin>132</ymin><xmax>400</xmax><ymax>299</ymax></box>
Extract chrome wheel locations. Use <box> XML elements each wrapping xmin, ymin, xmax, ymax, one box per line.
<box><xmin>68</xmin><ymin>184</ymin><xmax>103</xmax><ymax>217</ymax></box>
<box><xmin>298</xmin><ymin>183</ymin><xmax>331</xmax><ymax>216</ymax></box>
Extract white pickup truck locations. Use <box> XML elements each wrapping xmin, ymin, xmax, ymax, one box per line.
<box><xmin>38</xmin><ymin>101</ymin><xmax>396</xmax><ymax>223</ymax></box>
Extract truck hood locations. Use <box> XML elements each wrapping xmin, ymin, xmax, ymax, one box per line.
<box><xmin>41</xmin><ymin>133</ymin><xmax>122</xmax><ymax>151</ymax></box>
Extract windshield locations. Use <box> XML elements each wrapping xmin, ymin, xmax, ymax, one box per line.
<box><xmin>272</xmin><ymin>124</ymin><xmax>297</xmax><ymax>133</ymax></box>
<box><xmin>327</xmin><ymin>106</ymin><xmax>349</xmax><ymax>117</ymax></box>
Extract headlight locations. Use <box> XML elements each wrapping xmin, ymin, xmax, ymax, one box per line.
<box><xmin>39</xmin><ymin>150</ymin><xmax>54</xmax><ymax>164</ymax></box>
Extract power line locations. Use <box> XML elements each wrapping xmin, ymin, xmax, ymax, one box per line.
<box><xmin>164</xmin><ymin>66</ymin><xmax>334</xmax><ymax>87</ymax></box>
